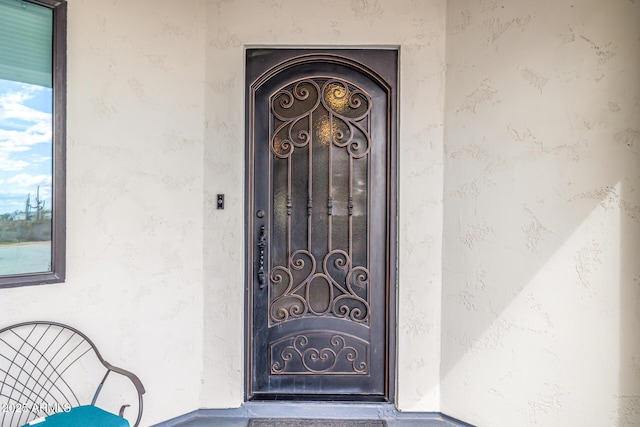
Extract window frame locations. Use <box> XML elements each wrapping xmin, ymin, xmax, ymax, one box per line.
<box><xmin>0</xmin><ymin>0</ymin><xmax>66</xmax><ymax>289</ymax></box>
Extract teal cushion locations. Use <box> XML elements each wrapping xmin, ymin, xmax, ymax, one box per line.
<box><xmin>22</xmin><ymin>405</ymin><xmax>130</xmax><ymax>427</ymax></box>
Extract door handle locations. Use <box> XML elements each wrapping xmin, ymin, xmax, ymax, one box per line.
<box><xmin>257</xmin><ymin>225</ymin><xmax>267</xmax><ymax>289</ymax></box>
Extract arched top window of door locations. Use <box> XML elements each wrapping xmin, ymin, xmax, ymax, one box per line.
<box><xmin>247</xmin><ymin>51</ymin><xmax>395</xmax><ymax>96</ymax></box>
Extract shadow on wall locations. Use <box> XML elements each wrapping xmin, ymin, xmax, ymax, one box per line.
<box><xmin>440</xmin><ymin>0</ymin><xmax>640</xmax><ymax>425</ymax></box>
<box><xmin>620</xmin><ymin>178</ymin><xmax>640</xmax><ymax>426</ymax></box>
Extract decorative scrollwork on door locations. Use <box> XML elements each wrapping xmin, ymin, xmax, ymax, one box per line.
<box><xmin>270</xmin><ymin>332</ymin><xmax>369</xmax><ymax>375</ymax></box>
<box><xmin>271</xmin><ymin>79</ymin><xmax>372</xmax><ymax>158</ymax></box>
<box><xmin>270</xmin><ymin>249</ymin><xmax>370</xmax><ymax>323</ymax></box>
<box><xmin>268</xmin><ymin>78</ymin><xmax>373</xmax><ymax>326</ymax></box>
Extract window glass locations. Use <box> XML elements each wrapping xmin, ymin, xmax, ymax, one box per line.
<box><xmin>0</xmin><ymin>0</ymin><xmax>65</xmax><ymax>287</ymax></box>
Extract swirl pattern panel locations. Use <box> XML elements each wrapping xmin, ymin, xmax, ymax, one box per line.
<box><xmin>268</xmin><ymin>78</ymin><xmax>373</xmax><ymax>329</ymax></box>
<box><xmin>270</xmin><ymin>332</ymin><xmax>369</xmax><ymax>375</ymax></box>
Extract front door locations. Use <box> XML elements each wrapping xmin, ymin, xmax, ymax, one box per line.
<box><xmin>246</xmin><ymin>49</ymin><xmax>397</xmax><ymax>401</ymax></box>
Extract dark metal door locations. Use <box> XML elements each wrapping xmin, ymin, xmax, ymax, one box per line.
<box><xmin>246</xmin><ymin>49</ymin><xmax>397</xmax><ymax>401</ymax></box>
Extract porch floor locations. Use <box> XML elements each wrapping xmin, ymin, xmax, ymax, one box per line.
<box><xmin>168</xmin><ymin>419</ymin><xmax>458</xmax><ymax>427</ymax></box>
<box><xmin>153</xmin><ymin>403</ymin><xmax>474</xmax><ymax>427</ymax></box>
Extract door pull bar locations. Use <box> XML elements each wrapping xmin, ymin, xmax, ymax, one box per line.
<box><xmin>257</xmin><ymin>225</ymin><xmax>267</xmax><ymax>289</ymax></box>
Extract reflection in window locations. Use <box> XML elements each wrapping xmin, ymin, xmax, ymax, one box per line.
<box><xmin>0</xmin><ymin>80</ymin><xmax>53</xmax><ymax>275</ymax></box>
<box><xmin>0</xmin><ymin>0</ymin><xmax>65</xmax><ymax>287</ymax></box>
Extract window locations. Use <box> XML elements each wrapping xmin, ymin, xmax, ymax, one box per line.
<box><xmin>0</xmin><ymin>0</ymin><xmax>66</xmax><ymax>288</ymax></box>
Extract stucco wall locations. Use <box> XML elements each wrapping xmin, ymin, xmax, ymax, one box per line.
<box><xmin>1</xmin><ymin>0</ymin><xmax>447</xmax><ymax>424</ymax></box>
<box><xmin>202</xmin><ymin>0</ymin><xmax>446</xmax><ymax>412</ymax></box>
<box><xmin>442</xmin><ymin>1</ymin><xmax>640</xmax><ymax>426</ymax></box>
<box><xmin>0</xmin><ymin>1</ymin><xmax>206</xmax><ymax>425</ymax></box>
<box><xmin>2</xmin><ymin>0</ymin><xmax>636</xmax><ymax>426</ymax></box>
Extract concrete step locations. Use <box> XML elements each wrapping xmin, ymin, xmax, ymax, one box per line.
<box><xmin>152</xmin><ymin>403</ymin><xmax>474</xmax><ymax>427</ymax></box>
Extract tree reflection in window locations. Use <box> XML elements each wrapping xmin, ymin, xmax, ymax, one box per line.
<box><xmin>0</xmin><ymin>0</ymin><xmax>66</xmax><ymax>288</ymax></box>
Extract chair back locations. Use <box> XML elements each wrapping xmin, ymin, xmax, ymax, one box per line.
<box><xmin>0</xmin><ymin>321</ymin><xmax>144</xmax><ymax>427</ymax></box>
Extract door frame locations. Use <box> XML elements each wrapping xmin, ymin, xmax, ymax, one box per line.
<box><xmin>244</xmin><ymin>47</ymin><xmax>398</xmax><ymax>403</ymax></box>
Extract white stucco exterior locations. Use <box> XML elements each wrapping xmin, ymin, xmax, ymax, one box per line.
<box><xmin>442</xmin><ymin>1</ymin><xmax>640</xmax><ymax>426</ymax></box>
<box><xmin>0</xmin><ymin>1</ymin><xmax>637</xmax><ymax>426</ymax></box>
